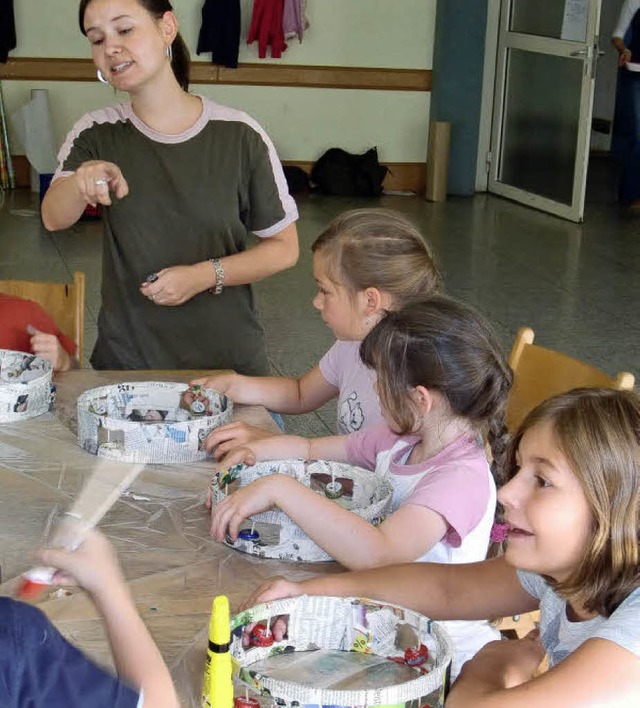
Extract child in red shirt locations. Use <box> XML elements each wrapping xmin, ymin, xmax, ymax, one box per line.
<box><xmin>0</xmin><ymin>294</ymin><xmax>79</xmax><ymax>372</ymax></box>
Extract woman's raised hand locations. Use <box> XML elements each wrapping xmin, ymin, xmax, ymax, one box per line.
<box><xmin>74</xmin><ymin>160</ymin><xmax>129</xmax><ymax>206</ymax></box>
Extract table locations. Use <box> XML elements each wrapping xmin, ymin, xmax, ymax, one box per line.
<box><xmin>0</xmin><ymin>370</ymin><xmax>339</xmax><ymax>706</ymax></box>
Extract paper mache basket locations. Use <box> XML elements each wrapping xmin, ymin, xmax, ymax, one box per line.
<box><xmin>0</xmin><ymin>349</ymin><xmax>53</xmax><ymax>423</ymax></box>
<box><xmin>231</xmin><ymin>595</ymin><xmax>454</xmax><ymax>708</ymax></box>
<box><xmin>211</xmin><ymin>459</ymin><xmax>394</xmax><ymax>562</ymax></box>
<box><xmin>77</xmin><ymin>381</ymin><xmax>232</xmax><ymax>463</ymax></box>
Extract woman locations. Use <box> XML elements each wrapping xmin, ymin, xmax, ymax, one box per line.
<box><xmin>612</xmin><ymin>0</ymin><xmax>640</xmax><ymax>206</ymax></box>
<box><xmin>42</xmin><ymin>0</ymin><xmax>299</xmax><ymax>374</ymax></box>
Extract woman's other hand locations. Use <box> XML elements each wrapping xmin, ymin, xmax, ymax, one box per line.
<box><xmin>140</xmin><ymin>264</ymin><xmax>212</xmax><ymax>306</ymax></box>
<box><xmin>74</xmin><ymin>160</ymin><xmax>129</xmax><ymax>207</ymax></box>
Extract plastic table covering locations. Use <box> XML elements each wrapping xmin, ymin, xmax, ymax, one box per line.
<box><xmin>0</xmin><ymin>370</ymin><xmax>340</xmax><ymax>707</ymax></box>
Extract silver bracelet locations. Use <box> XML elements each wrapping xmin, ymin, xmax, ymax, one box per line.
<box><xmin>209</xmin><ymin>258</ymin><xmax>224</xmax><ymax>295</ymax></box>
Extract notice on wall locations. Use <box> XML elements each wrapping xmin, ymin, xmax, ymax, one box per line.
<box><xmin>561</xmin><ymin>0</ymin><xmax>589</xmax><ymax>42</ymax></box>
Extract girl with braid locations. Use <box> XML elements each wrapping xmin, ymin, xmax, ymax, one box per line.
<box><xmin>209</xmin><ymin>295</ymin><xmax>513</xmax><ymax>678</ymax></box>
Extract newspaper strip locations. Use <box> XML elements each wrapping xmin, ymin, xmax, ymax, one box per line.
<box><xmin>230</xmin><ymin>595</ymin><xmax>453</xmax><ymax>707</ymax></box>
<box><xmin>212</xmin><ymin>459</ymin><xmax>394</xmax><ymax>562</ymax></box>
<box><xmin>0</xmin><ymin>349</ymin><xmax>52</xmax><ymax>423</ymax></box>
<box><xmin>77</xmin><ymin>381</ymin><xmax>232</xmax><ymax>463</ymax></box>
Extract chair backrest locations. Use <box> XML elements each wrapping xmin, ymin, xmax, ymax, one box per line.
<box><xmin>0</xmin><ymin>272</ymin><xmax>85</xmax><ymax>365</ymax></box>
<box><xmin>507</xmin><ymin>327</ymin><xmax>635</xmax><ymax>432</ymax></box>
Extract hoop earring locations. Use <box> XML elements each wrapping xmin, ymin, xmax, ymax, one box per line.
<box><xmin>97</xmin><ymin>69</ymin><xmax>109</xmax><ymax>84</ymax></box>
<box><xmin>166</xmin><ymin>44</ymin><xmax>173</xmax><ymax>60</ymax></box>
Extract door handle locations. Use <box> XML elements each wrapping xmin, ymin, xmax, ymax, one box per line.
<box><xmin>570</xmin><ymin>49</ymin><xmax>588</xmax><ymax>57</ymax></box>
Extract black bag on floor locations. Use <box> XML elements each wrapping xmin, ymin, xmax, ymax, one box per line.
<box><xmin>311</xmin><ymin>147</ymin><xmax>388</xmax><ymax>197</ymax></box>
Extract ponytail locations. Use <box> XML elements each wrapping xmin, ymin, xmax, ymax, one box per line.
<box><xmin>170</xmin><ymin>32</ymin><xmax>190</xmax><ymax>91</ymax></box>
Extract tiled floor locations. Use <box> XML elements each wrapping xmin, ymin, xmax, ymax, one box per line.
<box><xmin>1</xmin><ymin>157</ymin><xmax>638</xmax><ymax>437</ymax></box>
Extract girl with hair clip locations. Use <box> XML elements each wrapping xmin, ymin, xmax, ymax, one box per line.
<box><xmin>41</xmin><ymin>0</ymin><xmax>298</xmax><ymax>375</ymax></box>
<box><xmin>195</xmin><ymin>208</ymin><xmax>442</xmax><ymax>454</ymax></box>
<box><xmin>208</xmin><ymin>295</ymin><xmax>513</xmax><ymax>678</ymax></box>
<box><xmin>248</xmin><ymin>388</ymin><xmax>640</xmax><ymax>706</ymax></box>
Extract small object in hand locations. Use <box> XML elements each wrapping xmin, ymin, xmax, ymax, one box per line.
<box><xmin>26</xmin><ymin>324</ymin><xmax>37</xmax><ymax>336</ymax></box>
<box><xmin>404</xmin><ymin>643</ymin><xmax>429</xmax><ymax>667</ymax></box>
<box><xmin>145</xmin><ymin>272</ymin><xmax>159</xmax><ymax>284</ymax></box>
<box><xmin>325</xmin><ymin>480</ymin><xmax>343</xmax><ymax>499</ymax></box>
<box><xmin>94</xmin><ymin>178</ymin><xmax>108</xmax><ymax>186</ymax></box>
<box><xmin>238</xmin><ymin>528</ymin><xmax>260</xmax><ymax>542</ymax></box>
<box><xmin>249</xmin><ymin>623</ymin><xmax>275</xmax><ymax>647</ymax></box>
<box><xmin>490</xmin><ymin>522</ymin><xmax>509</xmax><ymax>543</ymax></box>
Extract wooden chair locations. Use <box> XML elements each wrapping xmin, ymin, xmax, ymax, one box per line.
<box><xmin>497</xmin><ymin>327</ymin><xmax>635</xmax><ymax>646</ymax></box>
<box><xmin>0</xmin><ymin>271</ymin><xmax>85</xmax><ymax>365</ymax></box>
<box><xmin>506</xmin><ymin>326</ymin><xmax>635</xmax><ymax>433</ymax></box>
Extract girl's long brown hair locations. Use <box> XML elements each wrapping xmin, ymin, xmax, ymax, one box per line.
<box><xmin>360</xmin><ymin>295</ymin><xmax>513</xmax><ymax>483</ymax></box>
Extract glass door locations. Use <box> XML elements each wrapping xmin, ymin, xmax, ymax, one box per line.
<box><xmin>489</xmin><ymin>0</ymin><xmax>603</xmax><ymax>222</ymax></box>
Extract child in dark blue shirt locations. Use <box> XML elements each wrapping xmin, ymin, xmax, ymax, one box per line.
<box><xmin>1</xmin><ymin>530</ymin><xmax>178</xmax><ymax>708</ymax></box>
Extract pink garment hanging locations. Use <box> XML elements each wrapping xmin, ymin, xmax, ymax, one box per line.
<box><xmin>283</xmin><ymin>0</ymin><xmax>309</xmax><ymax>43</ymax></box>
<box><xmin>247</xmin><ymin>0</ymin><xmax>287</xmax><ymax>59</ymax></box>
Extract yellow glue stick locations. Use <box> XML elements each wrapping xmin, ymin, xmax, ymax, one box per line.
<box><xmin>202</xmin><ymin>595</ymin><xmax>234</xmax><ymax>708</ymax></box>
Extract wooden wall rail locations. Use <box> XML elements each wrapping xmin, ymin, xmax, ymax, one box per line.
<box><xmin>0</xmin><ymin>57</ymin><xmax>431</xmax><ymax>92</ymax></box>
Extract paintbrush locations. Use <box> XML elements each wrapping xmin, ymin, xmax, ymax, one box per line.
<box><xmin>17</xmin><ymin>459</ymin><xmax>144</xmax><ymax>599</ymax></box>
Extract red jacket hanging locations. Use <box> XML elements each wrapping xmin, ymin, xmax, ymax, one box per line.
<box><xmin>247</xmin><ymin>0</ymin><xmax>287</xmax><ymax>59</ymax></box>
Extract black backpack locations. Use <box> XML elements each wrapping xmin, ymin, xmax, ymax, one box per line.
<box><xmin>311</xmin><ymin>147</ymin><xmax>388</xmax><ymax>197</ymax></box>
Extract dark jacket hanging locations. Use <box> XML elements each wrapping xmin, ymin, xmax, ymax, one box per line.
<box><xmin>0</xmin><ymin>0</ymin><xmax>16</xmax><ymax>63</ymax></box>
<box><xmin>196</xmin><ymin>0</ymin><xmax>241</xmax><ymax>69</ymax></box>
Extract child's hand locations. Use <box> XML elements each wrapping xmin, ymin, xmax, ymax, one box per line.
<box><xmin>190</xmin><ymin>373</ymin><xmax>236</xmax><ymax>395</ymax></box>
<box><xmin>209</xmin><ymin>442</ymin><xmax>258</xmax><ymax>467</ymax></box>
<box><xmin>241</xmin><ymin>576</ymin><xmax>305</xmax><ymax>610</ymax></box>
<box><xmin>210</xmin><ymin>475</ymin><xmax>286</xmax><ymax>541</ymax></box>
<box><xmin>204</xmin><ymin>421</ymin><xmax>274</xmax><ymax>460</ymax></box>
<box><xmin>29</xmin><ymin>329</ymin><xmax>72</xmax><ymax>372</ymax></box>
<box><xmin>459</xmin><ymin>630</ymin><xmax>545</xmax><ymax>689</ymax></box>
<box><xmin>36</xmin><ymin>528</ymin><xmax>124</xmax><ymax>597</ymax></box>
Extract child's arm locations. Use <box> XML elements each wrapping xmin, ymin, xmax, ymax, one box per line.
<box><xmin>198</xmin><ymin>366</ymin><xmax>339</xmax><ymax>456</ymax></box>
<box><xmin>247</xmin><ymin>556</ymin><xmax>538</xmax><ymax>622</ymax></box>
<box><xmin>447</xmin><ymin>636</ymin><xmax>639</xmax><ymax>707</ymax></box>
<box><xmin>206</xmin><ymin>432</ymin><xmax>349</xmax><ymax>464</ymax></box>
<box><xmin>30</xmin><ymin>329</ymin><xmax>79</xmax><ymax>372</ymax></box>
<box><xmin>211</xmin><ymin>475</ymin><xmax>449</xmax><ymax>569</ymax></box>
<box><xmin>38</xmin><ymin>530</ymin><xmax>179</xmax><ymax>708</ymax></box>
<box><xmin>192</xmin><ymin>366</ymin><xmax>338</xmax><ymax>414</ymax></box>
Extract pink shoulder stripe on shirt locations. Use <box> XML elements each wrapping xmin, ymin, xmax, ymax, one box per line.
<box><xmin>53</xmin><ymin>105</ymin><xmax>129</xmax><ymax>181</ymax></box>
<box><xmin>203</xmin><ymin>98</ymin><xmax>298</xmax><ymax>237</ymax></box>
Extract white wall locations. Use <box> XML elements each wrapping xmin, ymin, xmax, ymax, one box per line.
<box><xmin>4</xmin><ymin>0</ymin><xmax>436</xmax><ymax>163</ymax></box>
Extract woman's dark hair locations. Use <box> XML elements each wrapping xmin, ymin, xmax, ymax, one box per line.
<box><xmin>504</xmin><ymin>388</ymin><xmax>640</xmax><ymax>617</ymax></box>
<box><xmin>78</xmin><ymin>0</ymin><xmax>190</xmax><ymax>91</ymax></box>
<box><xmin>360</xmin><ymin>295</ymin><xmax>513</xmax><ymax>483</ymax></box>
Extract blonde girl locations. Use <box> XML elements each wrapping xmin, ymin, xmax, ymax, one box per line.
<box><xmin>249</xmin><ymin>388</ymin><xmax>640</xmax><ymax>706</ymax></box>
<box><xmin>209</xmin><ymin>295</ymin><xmax>513</xmax><ymax>677</ymax></box>
<box><xmin>195</xmin><ymin>208</ymin><xmax>441</xmax><ymax>456</ymax></box>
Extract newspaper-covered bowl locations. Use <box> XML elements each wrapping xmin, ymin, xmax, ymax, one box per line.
<box><xmin>0</xmin><ymin>349</ymin><xmax>53</xmax><ymax>423</ymax></box>
<box><xmin>77</xmin><ymin>381</ymin><xmax>232</xmax><ymax>463</ymax></box>
<box><xmin>231</xmin><ymin>595</ymin><xmax>454</xmax><ymax>707</ymax></box>
<box><xmin>211</xmin><ymin>459</ymin><xmax>394</xmax><ymax>562</ymax></box>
